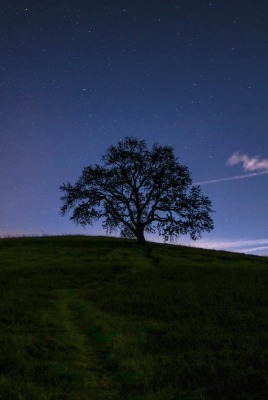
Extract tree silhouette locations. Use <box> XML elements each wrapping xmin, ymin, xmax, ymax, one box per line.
<box><xmin>60</xmin><ymin>137</ymin><xmax>214</xmax><ymax>244</ymax></box>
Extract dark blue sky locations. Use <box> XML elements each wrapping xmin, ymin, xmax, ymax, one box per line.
<box><xmin>1</xmin><ymin>0</ymin><xmax>268</xmax><ymax>255</ymax></box>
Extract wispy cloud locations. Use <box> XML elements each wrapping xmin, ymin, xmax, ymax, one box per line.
<box><xmin>237</xmin><ymin>246</ymin><xmax>268</xmax><ymax>254</ymax></box>
<box><xmin>227</xmin><ymin>153</ymin><xmax>268</xmax><ymax>172</ymax></box>
<box><xmin>190</xmin><ymin>238</ymin><xmax>268</xmax><ymax>255</ymax></box>
<box><xmin>197</xmin><ymin>238</ymin><xmax>268</xmax><ymax>250</ymax></box>
<box><xmin>195</xmin><ymin>152</ymin><xmax>268</xmax><ymax>185</ymax></box>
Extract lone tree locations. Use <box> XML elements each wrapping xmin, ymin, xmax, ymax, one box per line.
<box><xmin>60</xmin><ymin>137</ymin><xmax>214</xmax><ymax>244</ymax></box>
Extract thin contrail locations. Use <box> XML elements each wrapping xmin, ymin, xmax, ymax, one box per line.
<box><xmin>194</xmin><ymin>170</ymin><xmax>268</xmax><ymax>185</ymax></box>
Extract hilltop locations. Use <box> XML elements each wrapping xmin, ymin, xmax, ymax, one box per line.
<box><xmin>0</xmin><ymin>236</ymin><xmax>267</xmax><ymax>400</ymax></box>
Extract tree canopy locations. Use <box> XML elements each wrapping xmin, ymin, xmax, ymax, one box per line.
<box><xmin>60</xmin><ymin>137</ymin><xmax>214</xmax><ymax>243</ymax></box>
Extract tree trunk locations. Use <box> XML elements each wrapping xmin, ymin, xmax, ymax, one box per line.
<box><xmin>136</xmin><ymin>225</ymin><xmax>146</xmax><ymax>244</ymax></box>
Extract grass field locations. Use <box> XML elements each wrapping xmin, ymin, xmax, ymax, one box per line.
<box><xmin>0</xmin><ymin>235</ymin><xmax>267</xmax><ymax>399</ymax></box>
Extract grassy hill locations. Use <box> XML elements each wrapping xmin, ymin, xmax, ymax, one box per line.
<box><xmin>0</xmin><ymin>236</ymin><xmax>267</xmax><ymax>400</ymax></box>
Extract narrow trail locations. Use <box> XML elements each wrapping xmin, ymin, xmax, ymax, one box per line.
<box><xmin>53</xmin><ymin>290</ymin><xmax>121</xmax><ymax>400</ymax></box>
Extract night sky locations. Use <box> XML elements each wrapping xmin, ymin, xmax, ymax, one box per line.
<box><xmin>1</xmin><ymin>0</ymin><xmax>268</xmax><ymax>255</ymax></box>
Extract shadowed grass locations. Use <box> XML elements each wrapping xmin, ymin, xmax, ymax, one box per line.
<box><xmin>0</xmin><ymin>236</ymin><xmax>267</xmax><ymax>399</ymax></box>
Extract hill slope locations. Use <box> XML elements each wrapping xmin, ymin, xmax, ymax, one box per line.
<box><xmin>0</xmin><ymin>236</ymin><xmax>267</xmax><ymax>400</ymax></box>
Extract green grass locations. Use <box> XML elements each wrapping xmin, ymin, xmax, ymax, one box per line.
<box><xmin>0</xmin><ymin>235</ymin><xmax>267</xmax><ymax>399</ymax></box>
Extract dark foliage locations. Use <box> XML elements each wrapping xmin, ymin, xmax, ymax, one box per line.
<box><xmin>60</xmin><ymin>137</ymin><xmax>214</xmax><ymax>243</ymax></box>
